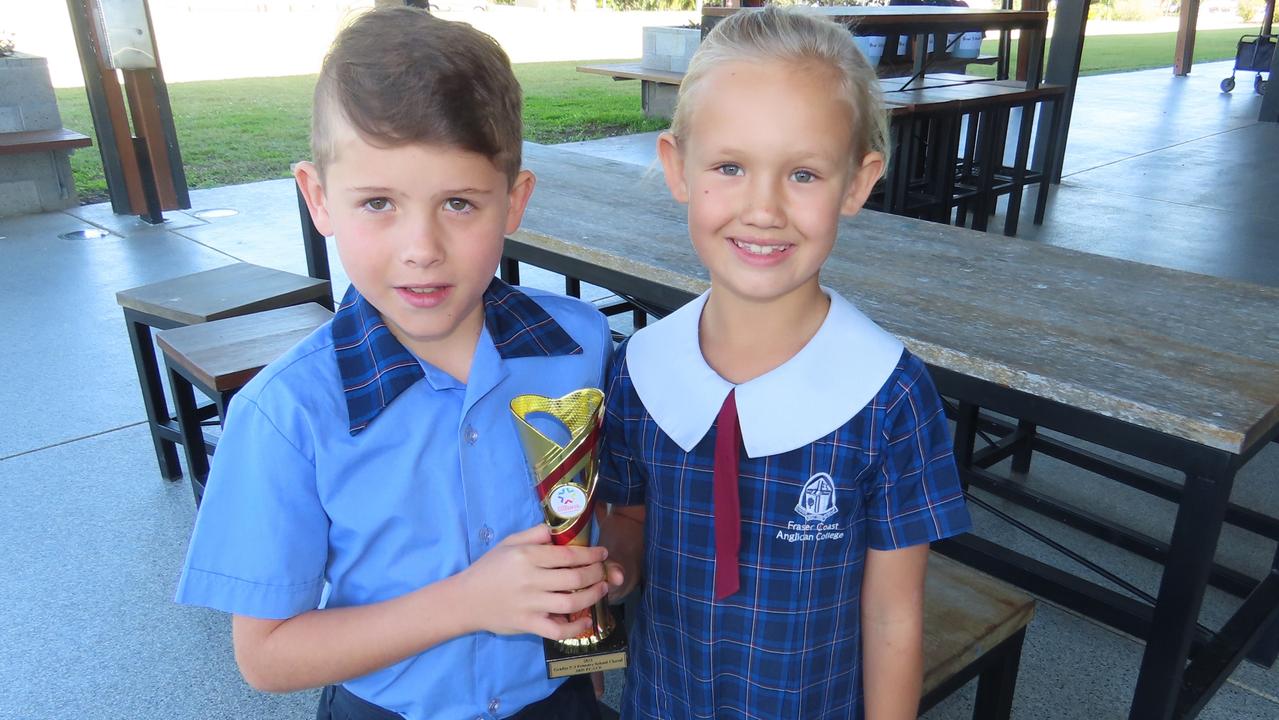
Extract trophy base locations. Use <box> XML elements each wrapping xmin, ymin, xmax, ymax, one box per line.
<box><xmin>543</xmin><ymin>621</ymin><xmax>628</xmax><ymax>678</ymax></box>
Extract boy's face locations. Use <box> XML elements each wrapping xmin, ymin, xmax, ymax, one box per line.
<box><xmin>657</xmin><ymin>60</ymin><xmax>882</xmax><ymax>308</ymax></box>
<box><xmin>297</xmin><ymin>125</ymin><xmax>533</xmax><ymax>366</ymax></box>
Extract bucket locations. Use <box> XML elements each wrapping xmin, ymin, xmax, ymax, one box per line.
<box><xmin>949</xmin><ymin>31</ymin><xmax>984</xmax><ymax>59</ymax></box>
<box><xmin>853</xmin><ymin>35</ymin><xmax>886</xmax><ymax>67</ymax></box>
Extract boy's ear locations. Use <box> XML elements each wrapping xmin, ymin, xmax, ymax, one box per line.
<box><xmin>656</xmin><ymin>131</ymin><xmax>689</xmax><ymax>204</ymax></box>
<box><xmin>294</xmin><ymin>161</ymin><xmax>333</xmax><ymax>237</ymax></box>
<box><xmin>504</xmin><ymin>169</ymin><xmax>537</xmax><ymax>235</ymax></box>
<box><xmin>840</xmin><ymin>151</ymin><xmax>885</xmax><ymax>217</ymax></box>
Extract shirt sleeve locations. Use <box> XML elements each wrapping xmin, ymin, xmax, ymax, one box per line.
<box><xmin>597</xmin><ymin>342</ymin><xmax>647</xmax><ymax>507</ymax></box>
<box><xmin>175</xmin><ymin>395</ymin><xmax>329</xmax><ymax>619</ymax></box>
<box><xmin>866</xmin><ymin>356</ymin><xmax>972</xmax><ymax>550</ymax></box>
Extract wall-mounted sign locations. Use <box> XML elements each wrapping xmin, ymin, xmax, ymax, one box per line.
<box><xmin>91</xmin><ymin>0</ymin><xmax>157</xmax><ymax>70</ymax></box>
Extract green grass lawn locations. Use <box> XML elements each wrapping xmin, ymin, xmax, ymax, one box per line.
<box><xmin>56</xmin><ymin>60</ymin><xmax>668</xmax><ymax>203</ymax></box>
<box><xmin>970</xmin><ymin>25</ymin><xmax>1250</xmax><ymax>77</ymax></box>
<box><xmin>55</xmin><ymin>27</ymin><xmax>1249</xmax><ymax>203</ymax></box>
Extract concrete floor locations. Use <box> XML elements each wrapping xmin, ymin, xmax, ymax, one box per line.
<box><xmin>0</xmin><ymin>60</ymin><xmax>1276</xmax><ymax>719</ymax></box>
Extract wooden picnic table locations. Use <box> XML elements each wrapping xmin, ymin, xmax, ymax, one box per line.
<box><xmin>504</xmin><ymin>143</ymin><xmax>1279</xmax><ymax>719</ymax></box>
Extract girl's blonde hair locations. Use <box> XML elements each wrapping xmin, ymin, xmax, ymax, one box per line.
<box><xmin>670</xmin><ymin>6</ymin><xmax>890</xmax><ymax>177</ymax></box>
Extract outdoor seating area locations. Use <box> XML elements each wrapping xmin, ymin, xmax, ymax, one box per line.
<box><xmin>2</xmin><ymin>1</ymin><xmax>1279</xmax><ymax>719</ymax></box>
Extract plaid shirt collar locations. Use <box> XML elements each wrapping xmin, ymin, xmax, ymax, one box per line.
<box><xmin>626</xmin><ymin>287</ymin><xmax>904</xmax><ymax>458</ymax></box>
<box><xmin>332</xmin><ymin>278</ymin><xmax>583</xmax><ymax>435</ymax></box>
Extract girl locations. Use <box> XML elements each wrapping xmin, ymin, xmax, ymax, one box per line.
<box><xmin>598</xmin><ymin>7</ymin><xmax>972</xmax><ymax>719</ymax></box>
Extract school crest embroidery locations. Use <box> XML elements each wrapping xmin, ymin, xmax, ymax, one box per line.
<box><xmin>795</xmin><ymin>473</ymin><xmax>838</xmax><ymax>522</ymax></box>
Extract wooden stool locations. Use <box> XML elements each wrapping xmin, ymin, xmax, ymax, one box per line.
<box><xmin>948</xmin><ymin>82</ymin><xmax>1066</xmax><ymax>236</ymax></box>
<box><xmin>156</xmin><ymin>303</ymin><xmax>334</xmax><ymax>504</ymax></box>
<box><xmin>116</xmin><ymin>263</ymin><xmax>332</xmax><ymax>482</ymax></box>
<box><xmin>921</xmin><ymin>553</ymin><xmax>1036</xmax><ymax>719</ymax></box>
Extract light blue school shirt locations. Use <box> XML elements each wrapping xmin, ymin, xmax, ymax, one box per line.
<box><xmin>176</xmin><ymin>279</ymin><xmax>612</xmax><ymax>720</ymax></box>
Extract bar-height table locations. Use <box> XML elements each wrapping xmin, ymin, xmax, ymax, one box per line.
<box><xmin>501</xmin><ymin>144</ymin><xmax>1279</xmax><ymax>719</ymax></box>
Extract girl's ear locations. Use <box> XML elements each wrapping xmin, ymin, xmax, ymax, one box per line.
<box><xmin>656</xmin><ymin>131</ymin><xmax>690</xmax><ymax>203</ymax></box>
<box><xmin>840</xmin><ymin>151</ymin><xmax>885</xmax><ymax>217</ymax></box>
<box><xmin>294</xmin><ymin>161</ymin><xmax>334</xmax><ymax>237</ymax></box>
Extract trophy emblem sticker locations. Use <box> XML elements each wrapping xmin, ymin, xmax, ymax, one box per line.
<box><xmin>510</xmin><ymin>389</ymin><xmax>627</xmax><ymax>678</ymax></box>
<box><xmin>549</xmin><ymin>485</ymin><xmax>588</xmax><ymax>520</ymax></box>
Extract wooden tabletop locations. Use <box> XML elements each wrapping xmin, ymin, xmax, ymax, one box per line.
<box><xmin>881</xmin><ymin>80</ymin><xmax>1065</xmax><ymax>114</ymax></box>
<box><xmin>577</xmin><ymin>62</ymin><xmax>685</xmax><ymax>85</ymax></box>
<box><xmin>515</xmin><ymin>144</ymin><xmax>1279</xmax><ymax>455</ymax></box>
<box><xmin>115</xmin><ymin>262</ymin><xmax>331</xmax><ymax>325</ymax></box>
<box><xmin>922</xmin><ymin>554</ymin><xmax>1034</xmax><ymax>695</ymax></box>
<box><xmin>878</xmin><ymin>73</ymin><xmax>992</xmax><ymax>92</ymax></box>
<box><xmin>704</xmin><ymin>6</ymin><xmax>1049</xmax><ymax>32</ymax></box>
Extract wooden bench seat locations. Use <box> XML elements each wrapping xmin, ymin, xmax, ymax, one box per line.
<box><xmin>156</xmin><ymin>302</ymin><xmax>334</xmax><ymax>503</ymax></box>
<box><xmin>921</xmin><ymin>554</ymin><xmax>1035</xmax><ymax>716</ymax></box>
<box><xmin>0</xmin><ymin>128</ymin><xmax>92</xmax><ymax>155</ymax></box>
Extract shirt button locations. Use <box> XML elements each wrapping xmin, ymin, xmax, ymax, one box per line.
<box><xmin>479</xmin><ymin>524</ymin><xmax>495</xmax><ymax>546</ymax></box>
<box><xmin>488</xmin><ymin>697</ymin><xmax>501</xmax><ymax>714</ymax></box>
<box><xmin>464</xmin><ymin>425</ymin><xmax>479</xmax><ymax>445</ymax></box>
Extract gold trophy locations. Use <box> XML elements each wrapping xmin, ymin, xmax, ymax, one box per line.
<box><xmin>510</xmin><ymin>389</ymin><xmax>627</xmax><ymax>678</ymax></box>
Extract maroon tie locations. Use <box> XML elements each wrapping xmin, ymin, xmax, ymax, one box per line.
<box><xmin>713</xmin><ymin>390</ymin><xmax>741</xmax><ymax>599</ymax></box>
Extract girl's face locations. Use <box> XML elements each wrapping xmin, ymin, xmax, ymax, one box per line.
<box><xmin>658</xmin><ymin>59</ymin><xmax>883</xmax><ymax>308</ymax></box>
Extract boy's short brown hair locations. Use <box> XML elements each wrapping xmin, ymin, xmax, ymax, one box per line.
<box><xmin>311</xmin><ymin>6</ymin><xmax>523</xmax><ymax>184</ymax></box>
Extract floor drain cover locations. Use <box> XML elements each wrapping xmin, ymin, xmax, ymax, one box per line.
<box><xmin>58</xmin><ymin>228</ymin><xmax>112</xmax><ymax>241</ymax></box>
<box><xmin>192</xmin><ymin>208</ymin><xmax>239</xmax><ymax>219</ymax></box>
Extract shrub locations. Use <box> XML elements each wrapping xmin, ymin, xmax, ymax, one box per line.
<box><xmin>1089</xmin><ymin>0</ymin><xmax>1157</xmax><ymax>21</ymax></box>
<box><xmin>605</xmin><ymin>0</ymin><xmax>695</xmax><ymax>9</ymax></box>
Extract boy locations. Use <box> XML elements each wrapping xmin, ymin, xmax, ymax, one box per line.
<box><xmin>176</xmin><ymin>8</ymin><xmax>613</xmax><ymax>719</ymax></box>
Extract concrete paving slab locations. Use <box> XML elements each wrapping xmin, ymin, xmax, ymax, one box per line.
<box><xmin>1016</xmin><ymin>179</ymin><xmax>1279</xmax><ymax>287</ymax></box>
<box><xmin>1057</xmin><ymin>61</ymin><xmax>1267</xmax><ymax>177</ymax></box>
<box><xmin>1063</xmin><ymin>122</ymin><xmax>1279</xmax><ymax>223</ymax></box>
<box><xmin>171</xmin><ymin>180</ymin><xmax>320</xmax><ymax>280</ymax></box>
<box><xmin>0</xmin><ymin>423</ymin><xmax>316</xmax><ymax>719</ymax></box>
<box><xmin>0</xmin><ymin>211</ymin><xmax>236</xmax><ymax>459</ymax></box>
<box><xmin>558</xmin><ymin>130</ymin><xmax>666</xmax><ymax>168</ymax></box>
<box><xmin>64</xmin><ymin>202</ymin><xmax>210</xmax><ymax>235</ymax></box>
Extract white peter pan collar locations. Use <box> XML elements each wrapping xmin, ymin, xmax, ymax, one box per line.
<box><xmin>626</xmin><ymin>287</ymin><xmax>904</xmax><ymax>458</ymax></box>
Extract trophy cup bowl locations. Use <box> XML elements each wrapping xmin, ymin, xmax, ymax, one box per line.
<box><xmin>510</xmin><ymin>389</ymin><xmax>627</xmax><ymax>678</ymax></box>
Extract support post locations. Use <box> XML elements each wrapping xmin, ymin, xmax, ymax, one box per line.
<box><xmin>1032</xmin><ymin>0</ymin><xmax>1089</xmax><ymax>183</ymax></box>
<box><xmin>1173</xmin><ymin>0</ymin><xmax>1201</xmax><ymax>76</ymax></box>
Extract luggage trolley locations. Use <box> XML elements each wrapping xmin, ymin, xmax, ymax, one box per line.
<box><xmin>1221</xmin><ymin>33</ymin><xmax>1275</xmax><ymax>95</ymax></box>
<box><xmin>1221</xmin><ymin>0</ymin><xmax>1275</xmax><ymax>96</ymax></box>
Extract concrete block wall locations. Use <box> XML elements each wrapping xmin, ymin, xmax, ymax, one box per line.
<box><xmin>642</xmin><ymin>27</ymin><xmax>699</xmax><ymax>73</ymax></box>
<box><xmin>0</xmin><ymin>52</ymin><xmax>82</xmax><ymax>217</ymax></box>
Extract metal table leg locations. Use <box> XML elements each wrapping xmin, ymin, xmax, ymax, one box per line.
<box><xmin>972</xmin><ymin>628</ymin><xmax>1027</xmax><ymax>720</ymax></box>
<box><xmin>124</xmin><ymin>310</ymin><xmax>181</xmax><ymax>480</ymax></box>
<box><xmin>166</xmin><ymin>362</ymin><xmax>209</xmax><ymax>504</ymax></box>
<box><xmin>1129</xmin><ymin>466</ymin><xmax>1235</xmax><ymax>720</ymax></box>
